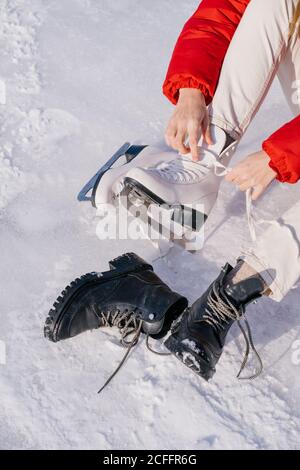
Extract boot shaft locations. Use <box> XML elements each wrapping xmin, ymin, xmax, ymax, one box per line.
<box><xmin>45</xmin><ymin>252</ymin><xmax>188</xmax><ymax>342</ymax></box>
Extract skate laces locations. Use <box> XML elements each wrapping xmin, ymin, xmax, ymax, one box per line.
<box><xmin>203</xmin><ymin>282</ymin><xmax>263</xmax><ymax>379</ymax></box>
<box><xmin>149</xmin><ymin>152</ymin><xmax>221</xmax><ymax>184</ymax></box>
<box><xmin>246</xmin><ymin>188</ymin><xmax>280</xmax><ymax>242</ymax></box>
<box><xmin>98</xmin><ymin>309</ymin><xmax>170</xmax><ymax>394</ymax></box>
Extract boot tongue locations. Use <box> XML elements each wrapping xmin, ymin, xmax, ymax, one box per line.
<box><xmin>198</xmin><ymin>125</ymin><xmax>227</xmax><ymax>162</ymax></box>
<box><xmin>224</xmin><ymin>276</ymin><xmax>265</xmax><ymax>308</ymax></box>
<box><xmin>190</xmin><ymin>263</ymin><xmax>232</xmax><ymax>316</ymax></box>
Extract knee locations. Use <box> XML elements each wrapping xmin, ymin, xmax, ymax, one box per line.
<box><xmin>247</xmin><ymin>0</ymin><xmax>296</xmax><ymax>23</ymax></box>
<box><xmin>244</xmin><ymin>0</ymin><xmax>297</xmax><ymax>41</ymax></box>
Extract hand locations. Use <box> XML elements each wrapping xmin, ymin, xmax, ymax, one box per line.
<box><xmin>225</xmin><ymin>150</ymin><xmax>277</xmax><ymax>200</ymax></box>
<box><xmin>165</xmin><ymin>88</ymin><xmax>212</xmax><ymax>162</ymax></box>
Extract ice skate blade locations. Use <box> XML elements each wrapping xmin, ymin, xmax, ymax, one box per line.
<box><xmin>122</xmin><ymin>177</ymin><xmax>207</xmax><ymax>251</ymax></box>
<box><xmin>77</xmin><ymin>143</ymin><xmax>148</xmax><ymax>206</ymax></box>
<box><xmin>164</xmin><ymin>334</ymin><xmax>215</xmax><ymax>381</ymax></box>
<box><xmin>77</xmin><ymin>142</ymin><xmax>131</xmax><ymax>204</ymax></box>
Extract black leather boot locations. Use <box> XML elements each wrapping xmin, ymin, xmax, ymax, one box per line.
<box><xmin>164</xmin><ymin>263</ymin><xmax>265</xmax><ymax>381</ymax></box>
<box><xmin>44</xmin><ymin>252</ymin><xmax>188</xmax><ymax>343</ymax></box>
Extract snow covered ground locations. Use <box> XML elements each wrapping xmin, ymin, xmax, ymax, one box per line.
<box><xmin>1</xmin><ymin>0</ymin><xmax>300</xmax><ymax>450</ymax></box>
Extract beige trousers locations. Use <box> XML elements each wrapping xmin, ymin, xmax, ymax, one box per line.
<box><xmin>210</xmin><ymin>0</ymin><xmax>300</xmax><ymax>301</ymax></box>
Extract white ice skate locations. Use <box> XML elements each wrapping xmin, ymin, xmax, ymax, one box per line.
<box><xmin>119</xmin><ymin>126</ymin><xmax>237</xmax><ymax>246</ymax></box>
<box><xmin>78</xmin><ymin>126</ymin><xmax>237</xmax><ymax>250</ymax></box>
<box><xmin>78</xmin><ymin>143</ymin><xmax>177</xmax><ymax>206</ymax></box>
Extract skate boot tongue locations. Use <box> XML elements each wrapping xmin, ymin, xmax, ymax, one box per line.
<box><xmin>174</xmin><ymin>126</ymin><xmax>228</xmax><ymax>169</ymax></box>
<box><xmin>197</xmin><ymin>125</ymin><xmax>227</xmax><ymax>163</ymax></box>
<box><xmin>147</xmin><ymin>125</ymin><xmax>228</xmax><ymax>182</ymax></box>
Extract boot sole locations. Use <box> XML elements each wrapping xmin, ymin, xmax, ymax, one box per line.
<box><xmin>44</xmin><ymin>253</ymin><xmax>153</xmax><ymax>342</ymax></box>
<box><xmin>164</xmin><ymin>334</ymin><xmax>216</xmax><ymax>382</ymax></box>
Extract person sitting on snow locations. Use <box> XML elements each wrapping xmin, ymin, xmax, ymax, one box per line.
<box><xmin>45</xmin><ymin>0</ymin><xmax>300</xmax><ymax>388</ymax></box>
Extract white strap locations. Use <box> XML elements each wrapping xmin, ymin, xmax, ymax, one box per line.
<box><xmin>148</xmin><ymin>155</ymin><xmax>278</xmax><ymax>258</ymax></box>
<box><xmin>246</xmin><ymin>188</ymin><xmax>258</xmax><ymax>242</ymax></box>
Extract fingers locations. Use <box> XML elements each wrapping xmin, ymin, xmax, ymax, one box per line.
<box><xmin>164</xmin><ymin>95</ymin><xmax>207</xmax><ymax>158</ymax></box>
<box><xmin>251</xmin><ymin>185</ymin><xmax>264</xmax><ymax>200</ymax></box>
<box><xmin>237</xmin><ymin>180</ymin><xmax>253</xmax><ymax>192</ymax></box>
<box><xmin>252</xmin><ymin>174</ymin><xmax>274</xmax><ymax>200</ymax></box>
<box><xmin>175</xmin><ymin>128</ymin><xmax>189</xmax><ymax>155</ymax></box>
<box><xmin>205</xmin><ymin>125</ymin><xmax>213</xmax><ymax>145</ymax></box>
<box><xmin>225</xmin><ymin>151</ymin><xmax>277</xmax><ymax>201</ymax></box>
<box><xmin>165</xmin><ymin>120</ymin><xmax>190</xmax><ymax>154</ymax></box>
<box><xmin>225</xmin><ymin>171</ymin><xmax>235</xmax><ymax>182</ymax></box>
<box><xmin>227</xmin><ymin>172</ymin><xmax>259</xmax><ymax>193</ymax></box>
<box><xmin>189</xmin><ymin>138</ymin><xmax>199</xmax><ymax>161</ymax></box>
<box><xmin>225</xmin><ymin>165</ymin><xmax>243</xmax><ymax>182</ymax></box>
<box><xmin>165</xmin><ymin>128</ymin><xmax>189</xmax><ymax>155</ymax></box>
<box><xmin>202</xmin><ymin>114</ymin><xmax>213</xmax><ymax>145</ymax></box>
<box><xmin>188</xmin><ymin>124</ymin><xmax>201</xmax><ymax>161</ymax></box>
<box><xmin>227</xmin><ymin>172</ymin><xmax>268</xmax><ymax>200</ymax></box>
<box><xmin>165</xmin><ymin>122</ymin><xmax>176</xmax><ymax>147</ymax></box>
<box><xmin>225</xmin><ymin>171</ymin><xmax>245</xmax><ymax>185</ymax></box>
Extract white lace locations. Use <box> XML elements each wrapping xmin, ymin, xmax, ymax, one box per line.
<box><xmin>147</xmin><ymin>153</ymin><xmax>263</xmax><ymax>242</ymax></box>
<box><xmin>148</xmin><ymin>152</ymin><xmax>227</xmax><ymax>184</ymax></box>
<box><xmin>148</xmin><ymin>151</ymin><xmax>278</xmax><ymax>243</ymax></box>
<box><xmin>246</xmin><ymin>188</ymin><xmax>280</xmax><ymax>242</ymax></box>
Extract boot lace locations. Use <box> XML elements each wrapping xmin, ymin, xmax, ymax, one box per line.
<box><xmin>99</xmin><ymin>148</ymin><xmax>272</xmax><ymax>392</ymax></box>
<box><xmin>98</xmin><ymin>309</ymin><xmax>170</xmax><ymax>394</ymax></box>
<box><xmin>99</xmin><ymin>308</ymin><xmax>141</xmax><ymax>347</ymax></box>
<box><xmin>203</xmin><ymin>282</ymin><xmax>263</xmax><ymax>380</ymax></box>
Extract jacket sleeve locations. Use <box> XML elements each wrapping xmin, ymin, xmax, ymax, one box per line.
<box><xmin>163</xmin><ymin>0</ymin><xmax>250</xmax><ymax>105</ymax></box>
<box><xmin>262</xmin><ymin>116</ymin><xmax>300</xmax><ymax>184</ymax></box>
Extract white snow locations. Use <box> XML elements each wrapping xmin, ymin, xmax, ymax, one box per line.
<box><xmin>182</xmin><ymin>339</ymin><xmax>202</xmax><ymax>355</ymax></box>
<box><xmin>1</xmin><ymin>0</ymin><xmax>300</xmax><ymax>450</ymax></box>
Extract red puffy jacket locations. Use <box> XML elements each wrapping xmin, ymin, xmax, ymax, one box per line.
<box><xmin>163</xmin><ymin>0</ymin><xmax>300</xmax><ymax>184</ymax></box>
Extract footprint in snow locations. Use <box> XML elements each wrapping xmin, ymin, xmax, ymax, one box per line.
<box><xmin>17</xmin><ymin>108</ymin><xmax>81</xmax><ymax>158</ymax></box>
